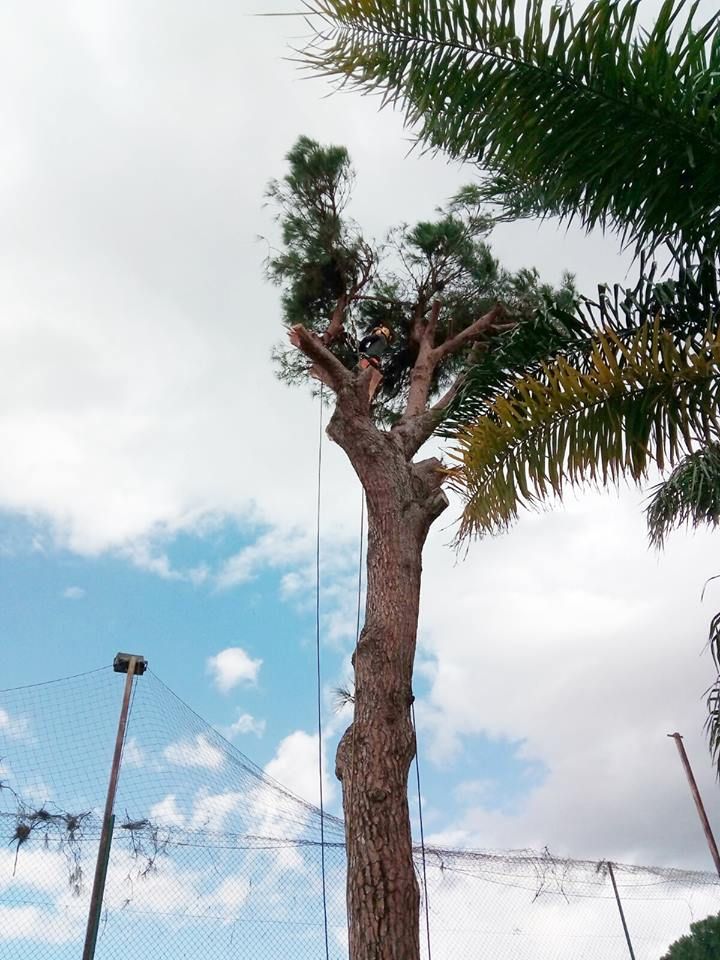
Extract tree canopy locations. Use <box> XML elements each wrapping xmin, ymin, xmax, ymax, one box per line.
<box><xmin>661</xmin><ymin>913</ymin><xmax>720</xmax><ymax>960</ymax></box>
<box><xmin>267</xmin><ymin>135</ymin><xmax>576</xmax><ymax>429</ymax></box>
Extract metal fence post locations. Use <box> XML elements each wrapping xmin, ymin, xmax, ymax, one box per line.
<box><xmin>668</xmin><ymin>732</ymin><xmax>720</xmax><ymax>877</ymax></box>
<box><xmin>607</xmin><ymin>861</ymin><xmax>636</xmax><ymax>960</ymax></box>
<box><xmin>82</xmin><ymin>653</ymin><xmax>146</xmax><ymax>960</ymax></box>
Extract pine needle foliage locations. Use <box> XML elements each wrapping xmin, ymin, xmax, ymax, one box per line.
<box><xmin>266</xmin><ymin>136</ymin><xmax>373</xmax><ymax>333</ymax></box>
<box><xmin>267</xmin><ymin>137</ymin><xmax>575</xmax><ymax>418</ymax></box>
<box><xmin>303</xmin><ymin>0</ymin><xmax>720</xmax><ymax>251</ymax></box>
<box><xmin>660</xmin><ymin>912</ymin><xmax>720</xmax><ymax>959</ymax></box>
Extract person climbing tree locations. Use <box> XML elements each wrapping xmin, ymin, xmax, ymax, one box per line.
<box><xmin>358</xmin><ymin>324</ymin><xmax>393</xmax><ymax>362</ymax></box>
<box><xmin>357</xmin><ymin>324</ymin><xmax>393</xmax><ymax>398</ymax></box>
<box><xmin>266</xmin><ymin>135</ymin><xmax>577</xmax><ymax>960</ymax></box>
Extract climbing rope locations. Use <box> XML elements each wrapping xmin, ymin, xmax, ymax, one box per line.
<box><xmin>354</xmin><ymin>491</ymin><xmax>365</xmax><ymax>656</ymax></box>
<box><xmin>412</xmin><ymin>702</ymin><xmax>432</xmax><ymax>960</ymax></box>
<box><xmin>315</xmin><ymin>385</ymin><xmax>330</xmax><ymax>960</ymax></box>
<box><xmin>346</xmin><ymin>491</ymin><xmax>365</xmax><ymax>811</ymax></box>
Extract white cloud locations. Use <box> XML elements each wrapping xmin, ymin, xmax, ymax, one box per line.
<box><xmin>200</xmin><ymin>875</ymin><xmax>251</xmax><ymax>917</ymax></box>
<box><xmin>453</xmin><ymin>779</ymin><xmax>496</xmax><ymax>805</ymax></box>
<box><xmin>0</xmin><ymin>847</ymin><xmax>68</xmax><ymax>897</ymax></box>
<box><xmin>0</xmin><ymin>708</ymin><xmax>30</xmax><ymax>741</ymax></box>
<box><xmin>149</xmin><ymin>793</ymin><xmax>185</xmax><ymax>827</ymax></box>
<box><xmin>417</xmin><ymin>490</ymin><xmax>720</xmax><ymax>869</ymax></box>
<box><xmin>216</xmin><ymin>529</ymin><xmax>313</xmax><ymax>589</ymax></box>
<box><xmin>206</xmin><ymin>647</ymin><xmax>262</xmax><ymax>693</ymax></box>
<box><xmin>163</xmin><ymin>733</ymin><xmax>224</xmax><ymax>771</ymax></box>
<box><xmin>120</xmin><ymin>540</ymin><xmax>213</xmax><ymax>583</ymax></box>
<box><xmin>0</xmin><ymin>906</ymin><xmax>78</xmax><ymax>945</ymax></box>
<box><xmin>264</xmin><ymin>730</ymin><xmax>337</xmax><ymax>810</ymax></box>
<box><xmin>190</xmin><ymin>789</ymin><xmax>244</xmax><ymax>831</ymax></box>
<box><xmin>122</xmin><ymin>736</ymin><xmax>145</xmax><ymax>767</ymax></box>
<box><xmin>280</xmin><ymin>571</ymin><xmax>303</xmax><ymax>597</ymax></box>
<box><xmin>411</xmin><ymin>857</ymin><xmax>720</xmax><ymax>960</ymax></box>
<box><xmin>223</xmin><ymin>711</ymin><xmax>265</xmax><ymax>739</ymax></box>
<box><xmin>61</xmin><ymin>585</ymin><xmax>85</xmax><ymax>599</ymax></box>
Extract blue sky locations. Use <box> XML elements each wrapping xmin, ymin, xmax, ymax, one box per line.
<box><xmin>0</xmin><ymin>509</ymin><xmax>544</xmax><ymax>830</ymax></box>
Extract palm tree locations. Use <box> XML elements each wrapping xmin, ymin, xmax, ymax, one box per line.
<box><xmin>299</xmin><ymin>2</ymin><xmax>720</xmax><ymax>768</ymax></box>
<box><xmin>303</xmin><ymin>0</ymin><xmax>720</xmax><ymax>253</ymax></box>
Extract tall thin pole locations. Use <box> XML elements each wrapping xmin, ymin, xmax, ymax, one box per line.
<box><xmin>607</xmin><ymin>862</ymin><xmax>636</xmax><ymax>960</ymax></box>
<box><xmin>82</xmin><ymin>653</ymin><xmax>145</xmax><ymax>960</ymax></box>
<box><xmin>668</xmin><ymin>732</ymin><xmax>720</xmax><ymax>877</ymax></box>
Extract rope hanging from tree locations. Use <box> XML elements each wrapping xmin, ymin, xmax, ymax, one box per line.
<box><xmin>315</xmin><ymin>385</ymin><xmax>330</xmax><ymax>960</ymax></box>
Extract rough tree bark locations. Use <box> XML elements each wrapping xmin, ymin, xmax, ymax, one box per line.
<box><xmin>289</xmin><ymin>304</ymin><xmax>503</xmax><ymax>960</ymax></box>
<box><xmin>331</xmin><ymin>384</ymin><xmax>447</xmax><ymax>960</ymax></box>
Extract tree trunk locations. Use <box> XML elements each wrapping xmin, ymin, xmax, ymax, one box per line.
<box><xmin>329</xmin><ymin>392</ymin><xmax>447</xmax><ymax>960</ymax></box>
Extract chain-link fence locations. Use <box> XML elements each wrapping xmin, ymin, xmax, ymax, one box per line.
<box><xmin>1</xmin><ymin>666</ymin><xmax>718</xmax><ymax>959</ymax></box>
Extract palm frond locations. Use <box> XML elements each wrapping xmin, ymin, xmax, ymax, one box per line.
<box><xmin>443</xmin><ymin>246</ymin><xmax>720</xmax><ymax>431</ymax></box>
<box><xmin>705</xmin><ymin>609</ymin><xmax>720</xmax><ymax>776</ymax></box>
<box><xmin>451</xmin><ymin>319</ymin><xmax>720</xmax><ymax>539</ymax></box>
<box><xmin>304</xmin><ymin>0</ymin><xmax>720</xmax><ymax>250</ymax></box>
<box><xmin>646</xmin><ymin>444</ymin><xmax>720</xmax><ymax>546</ymax></box>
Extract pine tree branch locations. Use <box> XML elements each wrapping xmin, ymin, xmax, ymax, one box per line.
<box><xmin>321</xmin><ymin>295</ymin><xmax>349</xmax><ymax>347</ymax></box>
<box><xmin>403</xmin><ymin>299</ymin><xmax>441</xmax><ymax>420</ymax></box>
<box><xmin>435</xmin><ymin>305</ymin><xmax>509</xmax><ymax>360</ymax></box>
<box><xmin>393</xmin><ymin>304</ymin><xmax>511</xmax><ymax>458</ymax></box>
<box><xmin>322</xmin><ymin>249</ymin><xmax>375</xmax><ymax>346</ymax></box>
<box><xmin>392</xmin><ymin>369</ymin><xmax>469</xmax><ymax>458</ymax></box>
<box><xmin>430</xmin><ymin>373</ymin><xmax>467</xmax><ymax>416</ymax></box>
<box><xmin>288</xmin><ymin>323</ymin><xmax>353</xmax><ymax>392</ymax></box>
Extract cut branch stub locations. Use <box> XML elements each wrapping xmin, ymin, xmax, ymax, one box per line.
<box><xmin>288</xmin><ymin>324</ymin><xmax>352</xmax><ymax>394</ymax></box>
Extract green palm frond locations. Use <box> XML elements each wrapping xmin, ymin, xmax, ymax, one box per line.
<box><xmin>304</xmin><ymin>0</ymin><xmax>720</xmax><ymax>250</ymax></box>
<box><xmin>646</xmin><ymin>444</ymin><xmax>720</xmax><ymax>546</ymax></box>
<box><xmin>705</xmin><ymin>674</ymin><xmax>720</xmax><ymax>776</ymax></box>
<box><xmin>443</xmin><ymin>246</ymin><xmax>720</xmax><ymax>432</ymax></box>
<box><xmin>705</xmin><ymin>609</ymin><xmax>720</xmax><ymax>775</ymax></box>
<box><xmin>451</xmin><ymin>319</ymin><xmax>720</xmax><ymax>539</ymax></box>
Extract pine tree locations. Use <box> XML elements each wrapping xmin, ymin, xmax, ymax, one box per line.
<box><xmin>267</xmin><ymin>135</ymin><xmax>575</xmax><ymax>960</ymax></box>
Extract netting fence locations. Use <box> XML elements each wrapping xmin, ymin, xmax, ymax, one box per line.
<box><xmin>1</xmin><ymin>665</ymin><xmax>718</xmax><ymax>959</ymax></box>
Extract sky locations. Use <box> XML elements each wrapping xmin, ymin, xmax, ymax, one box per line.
<box><xmin>0</xmin><ymin>0</ymin><xmax>719</xmax><ymax>929</ymax></box>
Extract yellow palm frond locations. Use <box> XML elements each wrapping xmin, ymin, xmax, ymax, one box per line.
<box><xmin>451</xmin><ymin>319</ymin><xmax>720</xmax><ymax>540</ymax></box>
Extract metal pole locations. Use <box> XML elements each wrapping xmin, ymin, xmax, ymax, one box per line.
<box><xmin>85</xmin><ymin>814</ymin><xmax>114</xmax><ymax>960</ymax></box>
<box><xmin>82</xmin><ymin>653</ymin><xmax>146</xmax><ymax>960</ymax></box>
<box><xmin>607</xmin><ymin>862</ymin><xmax>636</xmax><ymax>960</ymax></box>
<box><xmin>668</xmin><ymin>732</ymin><xmax>720</xmax><ymax>877</ymax></box>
